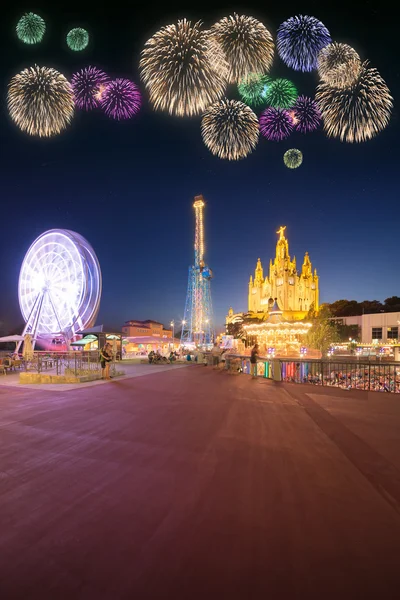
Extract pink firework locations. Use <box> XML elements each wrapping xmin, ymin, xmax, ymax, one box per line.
<box><xmin>292</xmin><ymin>95</ymin><xmax>321</xmax><ymax>133</ymax></box>
<box><xmin>100</xmin><ymin>79</ymin><xmax>141</xmax><ymax>120</ymax></box>
<box><xmin>71</xmin><ymin>67</ymin><xmax>110</xmax><ymax>111</ymax></box>
<box><xmin>259</xmin><ymin>107</ymin><xmax>293</xmax><ymax>141</ymax></box>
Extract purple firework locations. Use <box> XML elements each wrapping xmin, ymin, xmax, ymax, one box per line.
<box><xmin>277</xmin><ymin>15</ymin><xmax>331</xmax><ymax>72</ymax></box>
<box><xmin>100</xmin><ymin>79</ymin><xmax>141</xmax><ymax>120</ymax></box>
<box><xmin>292</xmin><ymin>96</ymin><xmax>321</xmax><ymax>133</ymax></box>
<box><xmin>71</xmin><ymin>67</ymin><xmax>110</xmax><ymax>111</ymax></box>
<box><xmin>260</xmin><ymin>107</ymin><xmax>293</xmax><ymax>142</ymax></box>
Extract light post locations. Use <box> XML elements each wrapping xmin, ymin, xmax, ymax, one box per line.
<box><xmin>170</xmin><ymin>320</ymin><xmax>175</xmax><ymax>349</ymax></box>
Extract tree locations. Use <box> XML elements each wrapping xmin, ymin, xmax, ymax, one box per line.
<box><xmin>305</xmin><ymin>304</ymin><xmax>340</xmax><ymax>356</ymax></box>
<box><xmin>226</xmin><ymin>321</ymin><xmax>244</xmax><ymax>339</ymax></box>
<box><xmin>384</xmin><ymin>297</ymin><xmax>400</xmax><ymax>313</ymax></box>
<box><xmin>359</xmin><ymin>300</ymin><xmax>383</xmax><ymax>314</ymax></box>
<box><xmin>336</xmin><ymin>323</ymin><xmax>361</xmax><ymax>342</ymax></box>
<box><xmin>328</xmin><ymin>299</ymin><xmax>362</xmax><ymax>317</ymax></box>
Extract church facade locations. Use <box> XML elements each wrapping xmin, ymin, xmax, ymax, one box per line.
<box><xmin>227</xmin><ymin>226</ymin><xmax>319</xmax><ymax>326</ymax></box>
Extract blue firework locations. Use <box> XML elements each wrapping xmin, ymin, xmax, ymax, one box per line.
<box><xmin>277</xmin><ymin>15</ymin><xmax>331</xmax><ymax>72</ymax></box>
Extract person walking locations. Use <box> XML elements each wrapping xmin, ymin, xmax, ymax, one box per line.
<box><xmin>211</xmin><ymin>342</ymin><xmax>220</xmax><ymax>369</ymax></box>
<box><xmin>250</xmin><ymin>343</ymin><xmax>259</xmax><ymax>379</ymax></box>
<box><xmin>100</xmin><ymin>342</ymin><xmax>112</xmax><ymax>380</ymax></box>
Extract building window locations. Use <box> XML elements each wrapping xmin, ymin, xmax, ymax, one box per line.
<box><xmin>387</xmin><ymin>327</ymin><xmax>398</xmax><ymax>339</ymax></box>
<box><xmin>372</xmin><ymin>327</ymin><xmax>382</xmax><ymax>340</ymax></box>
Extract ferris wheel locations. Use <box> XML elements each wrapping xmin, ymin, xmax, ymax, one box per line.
<box><xmin>18</xmin><ymin>229</ymin><xmax>102</xmax><ymax>342</ymax></box>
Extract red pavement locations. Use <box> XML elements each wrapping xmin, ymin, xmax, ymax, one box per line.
<box><xmin>1</xmin><ymin>366</ymin><xmax>400</xmax><ymax>599</ymax></box>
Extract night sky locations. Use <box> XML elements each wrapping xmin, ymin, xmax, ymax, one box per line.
<box><xmin>0</xmin><ymin>1</ymin><xmax>398</xmax><ymax>334</ymax></box>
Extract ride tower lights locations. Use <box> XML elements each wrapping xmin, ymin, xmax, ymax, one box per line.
<box><xmin>181</xmin><ymin>196</ymin><xmax>214</xmax><ymax>346</ymax></box>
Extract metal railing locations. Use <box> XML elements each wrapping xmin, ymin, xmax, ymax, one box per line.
<box><xmin>217</xmin><ymin>354</ymin><xmax>400</xmax><ymax>393</ymax></box>
<box><xmin>280</xmin><ymin>359</ymin><xmax>400</xmax><ymax>393</ymax></box>
<box><xmin>20</xmin><ymin>351</ymin><xmax>116</xmax><ymax>378</ymax></box>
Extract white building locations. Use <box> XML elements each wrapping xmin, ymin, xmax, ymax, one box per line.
<box><xmin>332</xmin><ymin>312</ymin><xmax>400</xmax><ymax>344</ymax></box>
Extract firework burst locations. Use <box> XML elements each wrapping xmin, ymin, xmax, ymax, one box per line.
<box><xmin>8</xmin><ymin>65</ymin><xmax>74</xmax><ymax>137</ymax></box>
<box><xmin>264</xmin><ymin>78</ymin><xmax>298</xmax><ymax>109</ymax></box>
<box><xmin>16</xmin><ymin>13</ymin><xmax>45</xmax><ymax>44</ymax></box>
<box><xmin>292</xmin><ymin>96</ymin><xmax>321</xmax><ymax>133</ymax></box>
<box><xmin>238</xmin><ymin>73</ymin><xmax>272</xmax><ymax>107</ymax></box>
<box><xmin>67</xmin><ymin>28</ymin><xmax>89</xmax><ymax>51</ymax></box>
<box><xmin>100</xmin><ymin>79</ymin><xmax>141</xmax><ymax>120</ymax></box>
<box><xmin>71</xmin><ymin>67</ymin><xmax>110</xmax><ymax>111</ymax></box>
<box><xmin>140</xmin><ymin>19</ymin><xmax>227</xmax><ymax>117</ymax></box>
<box><xmin>259</xmin><ymin>107</ymin><xmax>293</xmax><ymax>141</ymax></box>
<box><xmin>284</xmin><ymin>149</ymin><xmax>303</xmax><ymax>169</ymax></box>
<box><xmin>211</xmin><ymin>14</ymin><xmax>274</xmax><ymax>83</ymax></box>
<box><xmin>318</xmin><ymin>43</ymin><xmax>361</xmax><ymax>88</ymax></box>
<box><xmin>201</xmin><ymin>99</ymin><xmax>259</xmax><ymax>160</ymax></box>
<box><xmin>277</xmin><ymin>15</ymin><xmax>331</xmax><ymax>72</ymax></box>
<box><xmin>316</xmin><ymin>61</ymin><xmax>393</xmax><ymax>143</ymax></box>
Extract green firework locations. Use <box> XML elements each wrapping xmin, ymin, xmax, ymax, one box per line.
<box><xmin>66</xmin><ymin>28</ymin><xmax>89</xmax><ymax>51</ymax></box>
<box><xmin>284</xmin><ymin>149</ymin><xmax>303</xmax><ymax>169</ymax></box>
<box><xmin>16</xmin><ymin>13</ymin><xmax>46</xmax><ymax>44</ymax></box>
<box><xmin>238</xmin><ymin>73</ymin><xmax>272</xmax><ymax>107</ymax></box>
<box><xmin>264</xmin><ymin>78</ymin><xmax>298</xmax><ymax>109</ymax></box>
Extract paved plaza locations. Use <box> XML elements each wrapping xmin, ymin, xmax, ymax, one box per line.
<box><xmin>1</xmin><ymin>364</ymin><xmax>400</xmax><ymax>599</ymax></box>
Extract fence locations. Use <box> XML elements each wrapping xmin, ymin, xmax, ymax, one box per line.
<box><xmin>20</xmin><ymin>351</ymin><xmax>115</xmax><ymax>378</ymax></box>
<box><xmin>280</xmin><ymin>359</ymin><xmax>400</xmax><ymax>393</ymax></box>
<box><xmin>223</xmin><ymin>355</ymin><xmax>400</xmax><ymax>393</ymax></box>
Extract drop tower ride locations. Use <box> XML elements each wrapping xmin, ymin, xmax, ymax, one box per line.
<box><xmin>181</xmin><ymin>196</ymin><xmax>214</xmax><ymax>346</ymax></box>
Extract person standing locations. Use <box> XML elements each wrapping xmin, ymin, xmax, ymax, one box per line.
<box><xmin>100</xmin><ymin>342</ymin><xmax>112</xmax><ymax>380</ymax></box>
<box><xmin>211</xmin><ymin>343</ymin><xmax>220</xmax><ymax>369</ymax></box>
<box><xmin>250</xmin><ymin>344</ymin><xmax>259</xmax><ymax>379</ymax></box>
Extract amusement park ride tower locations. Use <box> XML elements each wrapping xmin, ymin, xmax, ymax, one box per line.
<box><xmin>181</xmin><ymin>196</ymin><xmax>214</xmax><ymax>346</ymax></box>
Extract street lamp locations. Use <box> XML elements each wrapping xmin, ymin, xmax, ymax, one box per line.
<box><xmin>170</xmin><ymin>320</ymin><xmax>175</xmax><ymax>347</ymax></box>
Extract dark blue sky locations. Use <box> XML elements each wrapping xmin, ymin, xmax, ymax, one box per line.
<box><xmin>0</xmin><ymin>1</ymin><xmax>398</xmax><ymax>333</ymax></box>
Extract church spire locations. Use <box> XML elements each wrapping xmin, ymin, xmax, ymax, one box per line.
<box><xmin>302</xmin><ymin>251</ymin><xmax>312</xmax><ymax>278</ymax></box>
<box><xmin>254</xmin><ymin>258</ymin><xmax>264</xmax><ymax>285</ymax></box>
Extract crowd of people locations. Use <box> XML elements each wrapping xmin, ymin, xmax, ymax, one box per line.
<box><xmin>148</xmin><ymin>350</ymin><xmax>179</xmax><ymax>364</ymax></box>
<box><xmin>282</xmin><ymin>365</ymin><xmax>400</xmax><ymax>393</ymax></box>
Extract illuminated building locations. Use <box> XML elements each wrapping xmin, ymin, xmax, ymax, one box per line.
<box><xmin>122</xmin><ymin>320</ymin><xmax>172</xmax><ymax>338</ymax></box>
<box><xmin>227</xmin><ymin>226</ymin><xmax>319</xmax><ymax>326</ymax></box>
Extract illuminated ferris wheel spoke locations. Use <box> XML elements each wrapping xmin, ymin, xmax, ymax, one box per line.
<box><xmin>47</xmin><ymin>291</ymin><xmax>65</xmax><ymax>334</ymax></box>
<box><xmin>19</xmin><ymin>229</ymin><xmax>102</xmax><ymax>342</ymax></box>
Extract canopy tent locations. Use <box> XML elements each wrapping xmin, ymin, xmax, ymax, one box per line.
<box><xmin>77</xmin><ymin>325</ymin><xmax>123</xmax><ymax>357</ymax></box>
<box><xmin>70</xmin><ymin>335</ymin><xmax>98</xmax><ymax>347</ymax></box>
<box><xmin>0</xmin><ymin>335</ymin><xmax>25</xmax><ymax>343</ymax></box>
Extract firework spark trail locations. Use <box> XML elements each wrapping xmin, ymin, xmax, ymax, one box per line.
<box><xmin>293</xmin><ymin>96</ymin><xmax>321</xmax><ymax>133</ymax></box>
<box><xmin>318</xmin><ymin>43</ymin><xmax>361</xmax><ymax>88</ymax></box>
<box><xmin>8</xmin><ymin>65</ymin><xmax>74</xmax><ymax>137</ymax></box>
<box><xmin>260</xmin><ymin>107</ymin><xmax>294</xmax><ymax>141</ymax></box>
<box><xmin>316</xmin><ymin>62</ymin><xmax>393</xmax><ymax>142</ymax></box>
<box><xmin>16</xmin><ymin>12</ymin><xmax>45</xmax><ymax>44</ymax></box>
<box><xmin>277</xmin><ymin>15</ymin><xmax>331</xmax><ymax>72</ymax></box>
<box><xmin>264</xmin><ymin>78</ymin><xmax>298</xmax><ymax>109</ymax></box>
<box><xmin>201</xmin><ymin>99</ymin><xmax>259</xmax><ymax>160</ymax></box>
<box><xmin>71</xmin><ymin>67</ymin><xmax>110</xmax><ymax>111</ymax></box>
<box><xmin>211</xmin><ymin>13</ymin><xmax>274</xmax><ymax>83</ymax></box>
<box><xmin>238</xmin><ymin>73</ymin><xmax>272</xmax><ymax>107</ymax></box>
<box><xmin>284</xmin><ymin>148</ymin><xmax>303</xmax><ymax>168</ymax></box>
<box><xmin>140</xmin><ymin>19</ymin><xmax>227</xmax><ymax>117</ymax></box>
<box><xmin>100</xmin><ymin>79</ymin><xmax>141</xmax><ymax>120</ymax></box>
<box><xmin>67</xmin><ymin>28</ymin><xmax>89</xmax><ymax>51</ymax></box>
